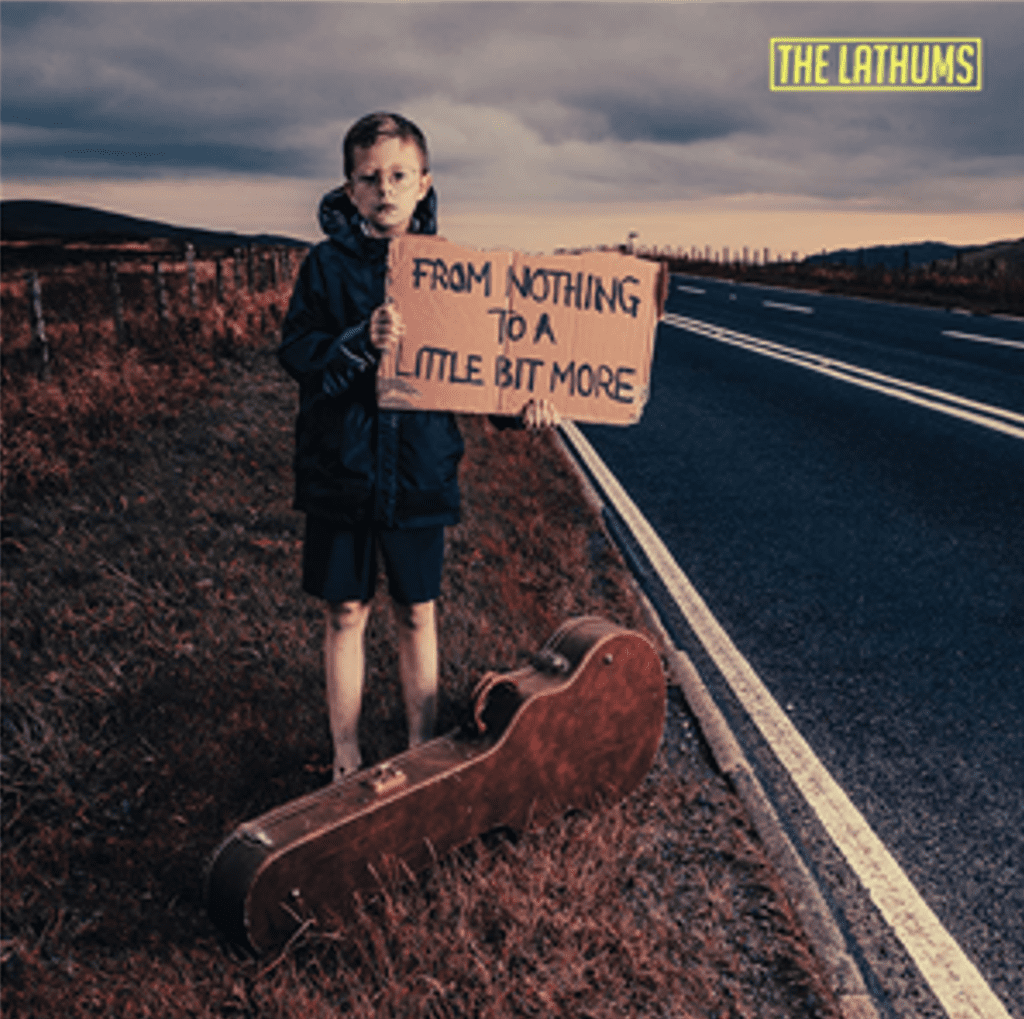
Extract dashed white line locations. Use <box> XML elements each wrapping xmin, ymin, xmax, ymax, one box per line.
<box><xmin>941</xmin><ymin>329</ymin><xmax>1024</xmax><ymax>351</ymax></box>
<box><xmin>560</xmin><ymin>420</ymin><xmax>1013</xmax><ymax>1019</ymax></box>
<box><xmin>762</xmin><ymin>299</ymin><xmax>814</xmax><ymax>314</ymax></box>
<box><xmin>663</xmin><ymin>312</ymin><xmax>1024</xmax><ymax>441</ymax></box>
<box><xmin>676</xmin><ymin>284</ymin><xmax>707</xmax><ymax>295</ymax></box>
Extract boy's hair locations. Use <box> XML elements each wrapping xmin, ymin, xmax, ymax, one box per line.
<box><xmin>342</xmin><ymin>112</ymin><xmax>429</xmax><ymax>179</ymax></box>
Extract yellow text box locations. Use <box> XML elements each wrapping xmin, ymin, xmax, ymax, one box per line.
<box><xmin>770</xmin><ymin>38</ymin><xmax>982</xmax><ymax>91</ymax></box>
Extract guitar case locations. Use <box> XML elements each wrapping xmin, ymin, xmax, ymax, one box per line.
<box><xmin>204</xmin><ymin>616</ymin><xmax>665</xmax><ymax>953</ymax></box>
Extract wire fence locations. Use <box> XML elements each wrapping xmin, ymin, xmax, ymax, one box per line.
<box><xmin>0</xmin><ymin>241</ymin><xmax>308</xmax><ymax>495</ymax></box>
<box><xmin>3</xmin><ymin>242</ymin><xmax>306</xmax><ymax>381</ymax></box>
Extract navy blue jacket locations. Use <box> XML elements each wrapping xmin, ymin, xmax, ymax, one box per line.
<box><xmin>278</xmin><ymin>186</ymin><xmax>465</xmax><ymax>529</ymax></box>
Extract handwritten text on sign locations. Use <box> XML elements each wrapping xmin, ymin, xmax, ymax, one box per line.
<box><xmin>377</xmin><ymin>237</ymin><xmax>664</xmax><ymax>425</ymax></box>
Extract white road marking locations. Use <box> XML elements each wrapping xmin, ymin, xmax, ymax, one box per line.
<box><xmin>762</xmin><ymin>299</ymin><xmax>815</xmax><ymax>314</ymax></box>
<box><xmin>941</xmin><ymin>329</ymin><xmax>1024</xmax><ymax>351</ymax></box>
<box><xmin>560</xmin><ymin>420</ymin><xmax>1013</xmax><ymax>1019</ymax></box>
<box><xmin>662</xmin><ymin>312</ymin><xmax>1024</xmax><ymax>442</ymax></box>
<box><xmin>676</xmin><ymin>284</ymin><xmax>707</xmax><ymax>295</ymax></box>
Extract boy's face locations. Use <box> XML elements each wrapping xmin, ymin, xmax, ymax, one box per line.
<box><xmin>344</xmin><ymin>136</ymin><xmax>431</xmax><ymax>238</ymax></box>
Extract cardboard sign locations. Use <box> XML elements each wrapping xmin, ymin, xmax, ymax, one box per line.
<box><xmin>377</xmin><ymin>236</ymin><xmax>665</xmax><ymax>425</ymax></box>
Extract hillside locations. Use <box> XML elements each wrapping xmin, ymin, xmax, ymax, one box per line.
<box><xmin>804</xmin><ymin>237</ymin><xmax>1024</xmax><ymax>273</ymax></box>
<box><xmin>0</xmin><ymin>199</ymin><xmax>307</xmax><ymax>258</ymax></box>
<box><xmin>804</xmin><ymin>240</ymin><xmax>958</xmax><ymax>270</ymax></box>
<box><xmin>947</xmin><ymin>235</ymin><xmax>1024</xmax><ymax>273</ymax></box>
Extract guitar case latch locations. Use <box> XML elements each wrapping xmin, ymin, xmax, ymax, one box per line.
<box><xmin>362</xmin><ymin>763</ymin><xmax>408</xmax><ymax>796</ymax></box>
<box><xmin>531</xmin><ymin>649</ymin><xmax>571</xmax><ymax>674</ymax></box>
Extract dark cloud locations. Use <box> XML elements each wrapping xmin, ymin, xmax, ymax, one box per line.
<box><xmin>1</xmin><ymin>1</ymin><xmax>1021</xmax><ymax>208</ymax></box>
<box><xmin>2</xmin><ymin>139</ymin><xmax>320</xmax><ymax>180</ymax></box>
<box><xmin>587</xmin><ymin>95</ymin><xmax>762</xmax><ymax>145</ymax></box>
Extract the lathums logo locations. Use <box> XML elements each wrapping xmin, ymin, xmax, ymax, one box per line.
<box><xmin>770</xmin><ymin>38</ymin><xmax>982</xmax><ymax>91</ymax></box>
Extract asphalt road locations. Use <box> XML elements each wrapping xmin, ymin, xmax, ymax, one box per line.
<box><xmin>579</xmin><ymin>275</ymin><xmax>1024</xmax><ymax>1018</ymax></box>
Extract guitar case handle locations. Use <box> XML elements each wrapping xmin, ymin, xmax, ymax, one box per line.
<box><xmin>472</xmin><ymin>671</ymin><xmax>521</xmax><ymax>735</ymax></box>
<box><xmin>471</xmin><ymin>648</ymin><xmax>572</xmax><ymax>735</ymax></box>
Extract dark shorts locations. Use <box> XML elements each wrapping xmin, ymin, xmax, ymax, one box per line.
<box><xmin>302</xmin><ymin>518</ymin><xmax>445</xmax><ymax>606</ymax></box>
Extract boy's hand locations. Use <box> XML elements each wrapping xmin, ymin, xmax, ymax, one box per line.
<box><xmin>520</xmin><ymin>398</ymin><xmax>561</xmax><ymax>430</ymax></box>
<box><xmin>369</xmin><ymin>303</ymin><xmax>405</xmax><ymax>354</ymax></box>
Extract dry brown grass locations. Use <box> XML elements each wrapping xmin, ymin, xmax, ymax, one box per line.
<box><xmin>1</xmin><ymin>245</ymin><xmax>299</xmax><ymax>497</ymax></box>
<box><xmin>2</xmin><ymin>246</ymin><xmax>840</xmax><ymax>1017</ymax></box>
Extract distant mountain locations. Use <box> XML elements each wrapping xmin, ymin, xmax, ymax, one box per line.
<box><xmin>803</xmin><ymin>237</ymin><xmax>1024</xmax><ymax>273</ymax></box>
<box><xmin>0</xmin><ymin>199</ymin><xmax>308</xmax><ymax>249</ymax></box>
<box><xmin>949</xmin><ymin>236</ymin><xmax>1024</xmax><ymax>272</ymax></box>
<box><xmin>804</xmin><ymin>241</ymin><xmax>959</xmax><ymax>270</ymax></box>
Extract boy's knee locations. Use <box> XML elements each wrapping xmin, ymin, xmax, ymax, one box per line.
<box><xmin>325</xmin><ymin>600</ymin><xmax>371</xmax><ymax>632</ymax></box>
<box><xmin>394</xmin><ymin>599</ymin><xmax>435</xmax><ymax>632</ymax></box>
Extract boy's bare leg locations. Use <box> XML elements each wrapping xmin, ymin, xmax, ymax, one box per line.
<box><xmin>324</xmin><ymin>600</ymin><xmax>372</xmax><ymax>780</ymax></box>
<box><xmin>394</xmin><ymin>599</ymin><xmax>438</xmax><ymax>747</ymax></box>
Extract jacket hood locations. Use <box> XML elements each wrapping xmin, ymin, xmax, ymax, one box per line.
<box><xmin>318</xmin><ymin>186</ymin><xmax>438</xmax><ymax>252</ymax></box>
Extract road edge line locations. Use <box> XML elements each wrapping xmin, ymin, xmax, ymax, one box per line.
<box><xmin>552</xmin><ymin>425</ymin><xmax>880</xmax><ymax>1019</ymax></box>
<box><xmin>556</xmin><ymin>420</ymin><xmax>1012</xmax><ymax>1019</ymax></box>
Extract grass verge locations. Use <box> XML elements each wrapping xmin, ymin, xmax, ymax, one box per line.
<box><xmin>2</xmin><ymin>346</ymin><xmax>840</xmax><ymax>1017</ymax></box>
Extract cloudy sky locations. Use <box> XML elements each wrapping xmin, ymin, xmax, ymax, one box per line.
<box><xmin>2</xmin><ymin>1</ymin><xmax>1022</xmax><ymax>255</ymax></box>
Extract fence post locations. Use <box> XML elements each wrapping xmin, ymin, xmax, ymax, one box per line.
<box><xmin>269</xmin><ymin>248</ymin><xmax>278</xmax><ymax>288</ymax></box>
<box><xmin>107</xmin><ymin>261</ymin><xmax>127</xmax><ymax>345</ymax></box>
<box><xmin>28</xmin><ymin>271</ymin><xmax>49</xmax><ymax>380</ymax></box>
<box><xmin>186</xmin><ymin>242</ymin><xmax>198</xmax><ymax>309</ymax></box>
<box><xmin>246</xmin><ymin>244</ymin><xmax>255</xmax><ymax>293</ymax></box>
<box><xmin>215</xmin><ymin>256</ymin><xmax>224</xmax><ymax>303</ymax></box>
<box><xmin>233</xmin><ymin>247</ymin><xmax>244</xmax><ymax>290</ymax></box>
<box><xmin>153</xmin><ymin>261</ymin><xmax>170</xmax><ymax>326</ymax></box>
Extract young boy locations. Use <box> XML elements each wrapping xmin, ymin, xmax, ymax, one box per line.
<box><xmin>278</xmin><ymin>112</ymin><xmax>558</xmax><ymax>781</ymax></box>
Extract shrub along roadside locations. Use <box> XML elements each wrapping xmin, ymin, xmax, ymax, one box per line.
<box><xmin>1</xmin><ymin>347</ymin><xmax>840</xmax><ymax>1017</ymax></box>
<box><xmin>0</xmin><ymin>246</ymin><xmax>298</xmax><ymax>499</ymax></box>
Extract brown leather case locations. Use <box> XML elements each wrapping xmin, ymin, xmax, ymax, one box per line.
<box><xmin>204</xmin><ymin>616</ymin><xmax>665</xmax><ymax>953</ymax></box>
